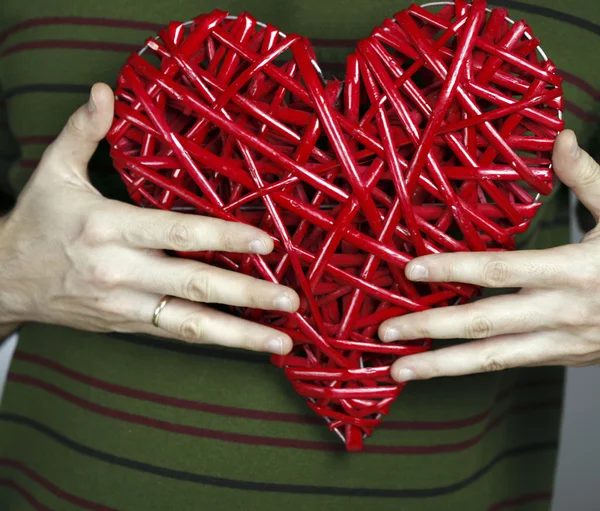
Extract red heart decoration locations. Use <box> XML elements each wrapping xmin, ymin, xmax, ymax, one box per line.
<box><xmin>107</xmin><ymin>0</ymin><xmax>563</xmax><ymax>451</ymax></box>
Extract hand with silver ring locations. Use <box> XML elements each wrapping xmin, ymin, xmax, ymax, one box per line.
<box><xmin>0</xmin><ymin>84</ymin><xmax>300</xmax><ymax>355</ymax></box>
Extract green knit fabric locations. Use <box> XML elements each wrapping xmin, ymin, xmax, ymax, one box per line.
<box><xmin>0</xmin><ymin>0</ymin><xmax>598</xmax><ymax>509</ymax></box>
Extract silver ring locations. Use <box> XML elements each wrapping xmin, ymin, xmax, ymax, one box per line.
<box><xmin>152</xmin><ymin>295</ymin><xmax>172</xmax><ymax>328</ymax></box>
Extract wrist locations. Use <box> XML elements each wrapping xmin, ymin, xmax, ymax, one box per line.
<box><xmin>0</xmin><ymin>213</ymin><xmax>23</xmax><ymax>338</ymax></box>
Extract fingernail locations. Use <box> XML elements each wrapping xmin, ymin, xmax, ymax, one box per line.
<box><xmin>393</xmin><ymin>368</ymin><xmax>415</xmax><ymax>383</ymax></box>
<box><xmin>87</xmin><ymin>89</ymin><xmax>96</xmax><ymax>113</ymax></box>
<box><xmin>408</xmin><ymin>264</ymin><xmax>428</xmax><ymax>281</ymax></box>
<box><xmin>570</xmin><ymin>134</ymin><xmax>580</xmax><ymax>158</ymax></box>
<box><xmin>383</xmin><ymin>327</ymin><xmax>400</xmax><ymax>342</ymax></box>
<box><xmin>274</xmin><ymin>295</ymin><xmax>294</xmax><ymax>312</ymax></box>
<box><xmin>267</xmin><ymin>337</ymin><xmax>284</xmax><ymax>355</ymax></box>
<box><xmin>249</xmin><ymin>239</ymin><xmax>269</xmax><ymax>254</ymax></box>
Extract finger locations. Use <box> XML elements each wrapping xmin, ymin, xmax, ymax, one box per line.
<box><xmin>553</xmin><ymin>129</ymin><xmax>600</xmax><ymax>222</ymax></box>
<box><xmin>144</xmin><ymin>296</ymin><xmax>293</xmax><ymax>354</ymax></box>
<box><xmin>88</xmin><ymin>201</ymin><xmax>275</xmax><ymax>254</ymax></box>
<box><xmin>389</xmin><ymin>330</ymin><xmax>559</xmax><ymax>382</ymax></box>
<box><xmin>122</xmin><ymin>253</ymin><xmax>299</xmax><ymax>312</ymax></box>
<box><xmin>379</xmin><ymin>293</ymin><xmax>557</xmax><ymax>342</ymax></box>
<box><xmin>106</xmin><ymin>289</ymin><xmax>293</xmax><ymax>354</ymax></box>
<box><xmin>42</xmin><ymin>83</ymin><xmax>115</xmax><ymax>175</ymax></box>
<box><xmin>403</xmin><ymin>245</ymin><xmax>579</xmax><ymax>289</ymax></box>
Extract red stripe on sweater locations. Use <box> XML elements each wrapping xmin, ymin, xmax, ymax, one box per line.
<box><xmin>1</xmin><ymin>40</ymin><xmax>140</xmax><ymax>57</ymax></box>
<box><xmin>0</xmin><ymin>16</ymin><xmax>355</xmax><ymax>47</ymax></box>
<box><xmin>1</xmin><ymin>24</ymin><xmax>599</xmax><ymax>102</ymax></box>
<box><xmin>13</xmin><ymin>350</ymin><xmax>562</xmax><ymax>431</ymax></box>
<box><xmin>0</xmin><ymin>459</ymin><xmax>118</xmax><ymax>511</ymax></box>
<box><xmin>488</xmin><ymin>491</ymin><xmax>552</xmax><ymax>510</ymax></box>
<box><xmin>0</xmin><ymin>479</ymin><xmax>54</xmax><ymax>511</ymax></box>
<box><xmin>0</xmin><ymin>17</ymin><xmax>162</xmax><ymax>45</ymax></box>
<box><xmin>564</xmin><ymin>99</ymin><xmax>600</xmax><ymax>122</ymax></box>
<box><xmin>17</xmin><ymin>136</ymin><xmax>56</xmax><ymax>146</ymax></box>
<box><xmin>6</xmin><ymin>371</ymin><xmax>562</xmax><ymax>454</ymax></box>
<box><xmin>557</xmin><ymin>70</ymin><xmax>600</xmax><ymax>102</ymax></box>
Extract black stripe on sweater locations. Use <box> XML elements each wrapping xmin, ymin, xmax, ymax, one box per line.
<box><xmin>0</xmin><ymin>412</ymin><xmax>558</xmax><ymax>498</ymax></box>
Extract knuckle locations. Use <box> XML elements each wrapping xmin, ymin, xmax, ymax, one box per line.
<box><xmin>569</xmin><ymin>340</ymin><xmax>593</xmax><ymax>358</ymax></box>
<box><xmin>95</xmin><ymin>296</ymin><xmax>128</xmax><ymax>319</ymax></box>
<box><xmin>438</xmin><ymin>259</ymin><xmax>457</xmax><ymax>282</ymax></box>
<box><xmin>481</xmin><ymin>259</ymin><xmax>511</xmax><ymax>287</ymax></box>
<box><xmin>218</xmin><ymin>228</ymin><xmax>239</xmax><ymax>253</ymax></box>
<box><xmin>235</xmin><ymin>334</ymin><xmax>259</xmax><ymax>352</ymax></box>
<box><xmin>241</xmin><ymin>283</ymin><xmax>269</xmax><ymax>309</ymax></box>
<box><xmin>81</xmin><ymin>209</ymin><xmax>118</xmax><ymax>245</ymax></box>
<box><xmin>185</xmin><ymin>270</ymin><xmax>213</xmax><ymax>302</ymax></box>
<box><xmin>564</xmin><ymin>343</ymin><xmax>596</xmax><ymax>366</ymax></box>
<box><xmin>426</xmin><ymin>362</ymin><xmax>445</xmax><ymax>379</ymax></box>
<box><xmin>167</xmin><ymin>222</ymin><xmax>196</xmax><ymax>251</ymax></box>
<box><xmin>465</xmin><ymin>313</ymin><xmax>494</xmax><ymax>339</ymax></box>
<box><xmin>568</xmin><ymin>355</ymin><xmax>597</xmax><ymax>367</ymax></box>
<box><xmin>560</xmin><ymin>303</ymin><xmax>595</xmax><ymax>328</ymax></box>
<box><xmin>577</xmin><ymin>156</ymin><xmax>600</xmax><ymax>188</ymax></box>
<box><xmin>86</xmin><ymin>260</ymin><xmax>121</xmax><ymax>288</ymax></box>
<box><xmin>179</xmin><ymin>315</ymin><xmax>205</xmax><ymax>342</ymax></box>
<box><xmin>410</xmin><ymin>324</ymin><xmax>430</xmax><ymax>340</ymax></box>
<box><xmin>568</xmin><ymin>360</ymin><xmax>592</xmax><ymax>368</ymax></box>
<box><xmin>66</xmin><ymin>111</ymin><xmax>87</xmax><ymax>138</ymax></box>
<box><xmin>578</xmin><ymin>270</ymin><xmax>600</xmax><ymax>292</ymax></box>
<box><xmin>481</xmin><ymin>353</ymin><xmax>508</xmax><ymax>373</ymax></box>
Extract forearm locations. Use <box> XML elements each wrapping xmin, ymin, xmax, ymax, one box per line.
<box><xmin>0</xmin><ymin>213</ymin><xmax>22</xmax><ymax>339</ymax></box>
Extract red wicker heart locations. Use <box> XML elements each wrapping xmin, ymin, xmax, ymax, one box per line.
<box><xmin>107</xmin><ymin>0</ymin><xmax>563</xmax><ymax>451</ymax></box>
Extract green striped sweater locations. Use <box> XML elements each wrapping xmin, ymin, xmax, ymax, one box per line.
<box><xmin>1</xmin><ymin>0</ymin><xmax>598</xmax><ymax>509</ymax></box>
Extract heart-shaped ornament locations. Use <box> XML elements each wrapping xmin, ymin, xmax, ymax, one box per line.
<box><xmin>107</xmin><ymin>0</ymin><xmax>564</xmax><ymax>451</ymax></box>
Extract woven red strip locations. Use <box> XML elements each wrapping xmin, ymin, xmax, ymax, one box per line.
<box><xmin>107</xmin><ymin>0</ymin><xmax>563</xmax><ymax>451</ymax></box>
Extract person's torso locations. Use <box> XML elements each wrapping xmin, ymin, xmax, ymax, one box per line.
<box><xmin>0</xmin><ymin>1</ymin><xmax>598</xmax><ymax>510</ymax></box>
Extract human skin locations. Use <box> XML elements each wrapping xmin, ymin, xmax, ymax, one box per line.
<box><xmin>0</xmin><ymin>83</ymin><xmax>300</xmax><ymax>354</ymax></box>
<box><xmin>1</xmin><ymin>84</ymin><xmax>598</xmax><ymax>378</ymax></box>
<box><xmin>380</xmin><ymin>130</ymin><xmax>600</xmax><ymax>382</ymax></box>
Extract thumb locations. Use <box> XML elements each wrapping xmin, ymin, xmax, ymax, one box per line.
<box><xmin>553</xmin><ymin>129</ymin><xmax>600</xmax><ymax>222</ymax></box>
<box><xmin>42</xmin><ymin>83</ymin><xmax>114</xmax><ymax>178</ymax></box>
